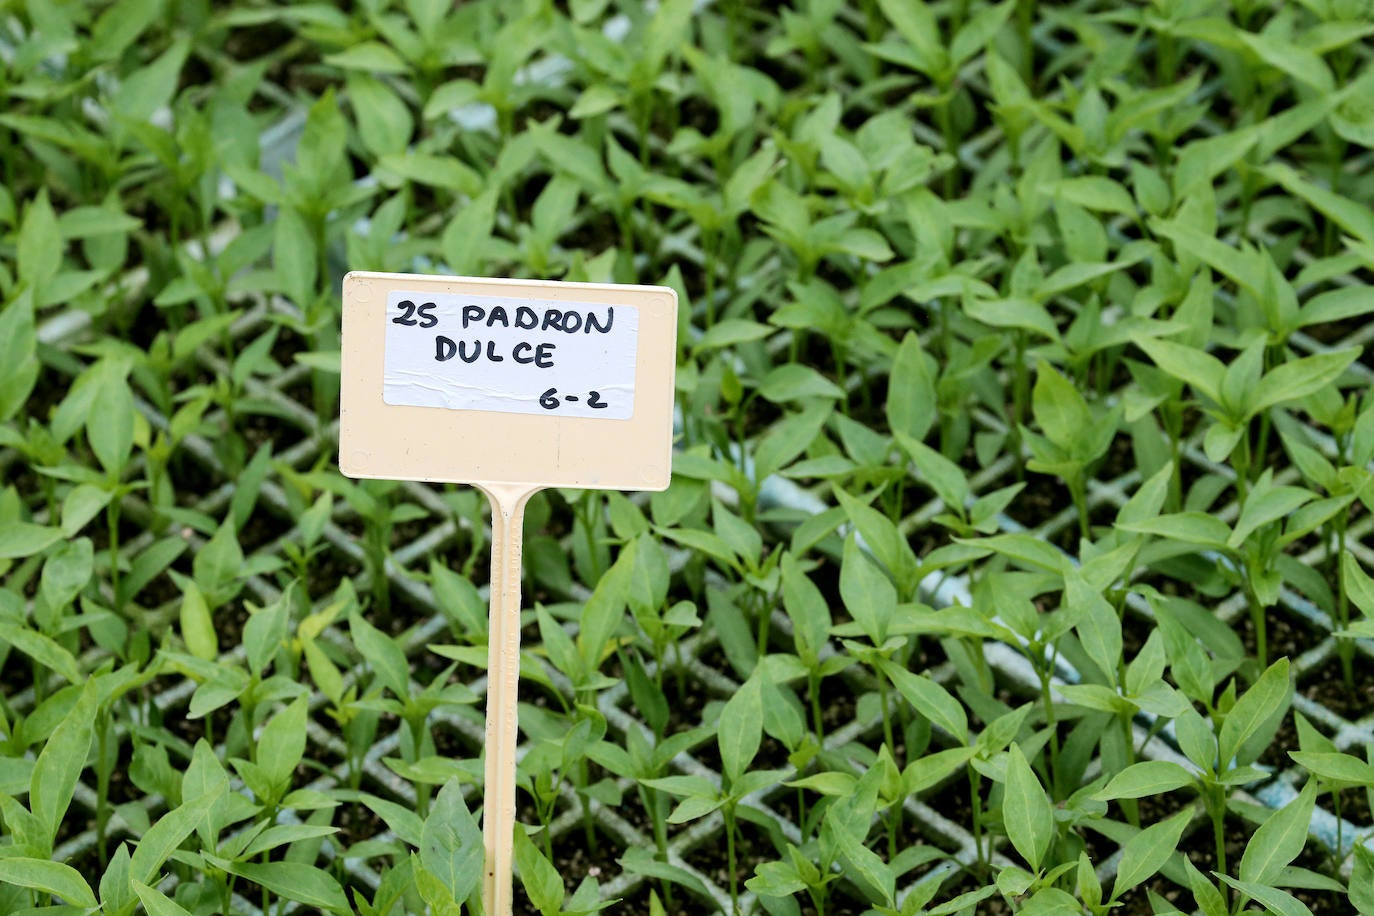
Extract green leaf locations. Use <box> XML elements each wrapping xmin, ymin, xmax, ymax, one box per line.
<box><xmin>886</xmin><ymin>332</ymin><xmax>938</xmax><ymax>440</ymax></box>
<box><xmin>441</xmin><ymin>189</ymin><xmax>497</xmax><ymax>275</ymax></box>
<box><xmin>832</xmin><ymin>226</ymin><xmax>893</xmax><ymax>261</ymax></box>
<box><xmin>1290</xmin><ymin>750</ymin><xmax>1374</xmax><ymax>785</ymax></box>
<box><xmin>274</xmin><ymin>205</ymin><xmax>318</xmax><ymax>309</ymax></box>
<box><xmin>1216</xmin><ymin>876</ymin><xmax>1313</xmax><ymax>916</ymax></box>
<box><xmin>40</xmin><ymin>538</ymin><xmax>93</xmax><ymax>612</ymax></box>
<box><xmin>1236</xmin><ymin>32</ymin><xmax>1334</xmax><ymax>93</ymax></box>
<box><xmin>1031</xmin><ymin>361</ymin><xmax>1089</xmax><ymax>449</ymax></box>
<box><xmin>840</xmin><ymin>533</ymin><xmax>897</xmax><ymax>644</ymax></box>
<box><xmin>351</xmin><ymin>610</ymin><xmax>412</xmax><ymax>700</ymax></box>
<box><xmin>875</xmin><ymin>0</ymin><xmax>948</xmax><ymax>78</ymax></box>
<box><xmin>258</xmin><ymin>696</ymin><xmax>309</xmax><ymax>797</ymax></box>
<box><xmin>421</xmin><ymin>780</ymin><xmax>484</xmax><ymax>907</ymax></box>
<box><xmin>1066</xmin><ymin>571</ymin><xmax>1121</xmax><ymax>684</ymax></box>
<box><xmin>754</xmin><ymin>403</ymin><xmax>831</xmax><ymax>481</ymax></box>
<box><xmin>1003</xmin><ymin>744</ymin><xmax>1053</xmax><ymax>872</ymax></box>
<box><xmin>1228</xmin><ymin>480</ymin><xmax>1314</xmax><ymax>548</ymax></box>
<box><xmin>347</xmin><ymin>72</ymin><xmax>413</xmax><ymax>158</ymax></box>
<box><xmin>1117</xmin><ymin>512</ymin><xmax>1230</xmax><ymax>549</ymax></box>
<box><xmin>194</xmin><ymin>518</ymin><xmax>244</xmax><ymax>608</ymax></box>
<box><xmin>1055</xmin><ymin>176</ymin><xmax>1137</xmax><ymax>215</ymax></box>
<box><xmin>718</xmin><ymin>674</ymin><xmax>763</xmax><ymax>783</ymax></box>
<box><xmin>950</xmin><ymin>0</ymin><xmax>1014</xmax><ymax>65</ymax></box>
<box><xmin>226</xmin><ymin>861</ymin><xmax>351</xmax><ymax>913</ymax></box>
<box><xmin>1117</xmin><ymin>465</ymin><xmax>1172</xmax><ymax>527</ymax></box>
<box><xmin>87</xmin><ymin>359</ymin><xmax>135</xmax><ymax>475</ymax></box>
<box><xmin>781</xmin><ymin>553</ymin><xmax>831</xmax><ymax>663</ymax></box>
<box><xmin>242</xmin><ymin>823</ymin><xmax>339</xmax><ymax>859</ymax></box>
<box><xmin>1218</xmin><ymin>658</ymin><xmax>1291</xmax><ymax>770</ymax></box>
<box><xmin>1239</xmin><ymin>781</ymin><xmax>1316</xmax><ymax>885</ymax></box>
<box><xmin>1249</xmin><ymin>348</ymin><xmax>1358</xmax><ymax>417</ymax></box>
<box><xmin>1110</xmin><ymin>809</ymin><xmax>1190</xmax><ymax>900</ymax></box>
<box><xmin>896</xmin><ymin>431</ymin><xmax>968</xmax><ymax>519</ymax></box>
<box><xmin>132</xmin><ymin>879</ymin><xmax>194</xmax><ymax>916</ymax></box>
<box><xmin>877</xmin><ymin>658</ymin><xmax>967</xmax><ymax>743</ymax></box>
<box><xmin>0</xmin><ymin>859</ymin><xmax>97</xmax><ymax>908</ymax></box>
<box><xmin>514</xmin><ymin>828</ymin><xmax>563</xmax><ymax>914</ymax></box>
<box><xmin>0</xmin><ymin>297</ymin><xmax>38</xmax><ymax>422</ymax></box>
<box><xmin>242</xmin><ymin>585</ymin><xmax>290</xmax><ymax>679</ymax></box>
<box><xmin>296</xmin><ymin>87</ymin><xmax>349</xmax><ymax>190</ymax></box>
<box><xmin>30</xmin><ymin>681</ymin><xmax>98</xmax><ymax>841</ymax></box>
<box><xmin>1263</xmin><ymin>162</ymin><xmax>1374</xmax><ymax>246</ymax></box>
<box><xmin>693</xmin><ymin>319</ymin><xmax>773</xmax><ymax>352</ymax></box>
<box><xmin>324</xmin><ymin>41</ymin><xmax>409</xmax><ymax>73</ymax></box>
<box><xmin>112</xmin><ymin>37</ymin><xmax>189</xmax><ymax>122</ymax></box>
<box><xmin>0</xmin><ymin>622</ymin><xmax>83</xmax><ymax>685</ymax></box>
<box><xmin>1353</xmin><ymin>846</ymin><xmax>1374</xmax><ymax>915</ymax></box>
<box><xmin>1343</xmin><ymin>553</ymin><xmax>1374</xmax><ymax>618</ymax></box>
<box><xmin>834</xmin><ymin>819</ymin><xmax>896</xmax><ymax>904</ymax></box>
<box><xmin>378</xmin><ymin>151</ymin><xmax>481</xmax><ymax>195</ymax></box>
<box><xmin>1019</xmin><ymin>886</ymin><xmax>1083</xmax><ymax>915</ymax></box>
<box><xmin>966</xmin><ymin>296</ymin><xmax>1059</xmax><ymax>339</ymax></box>
<box><xmin>1298</xmin><ymin>287</ymin><xmax>1374</xmax><ymax>328</ymax></box>
<box><xmin>577</xmin><ymin>544</ymin><xmax>632</xmax><ymax>668</ymax></box>
<box><xmin>956</xmin><ymin>533</ymin><xmax>1063</xmax><ymax>573</ymax></box>
<box><xmin>1174</xmin><ymin>128</ymin><xmax>1259</xmax><ymax>199</ymax></box>
<box><xmin>1136</xmin><ymin>337</ymin><xmax>1224</xmax><ymax>402</ymax></box>
<box><xmin>178</xmin><ymin>581</ymin><xmax>217</xmax><ymax>662</ymax></box>
<box><xmin>757</xmin><ymin>364</ymin><xmax>843</xmax><ymax>402</ymax></box>
<box><xmin>88</xmin><ymin>0</ymin><xmax>164</xmax><ymax>61</ymax></box>
<box><xmin>130</xmin><ymin>785</ymin><xmax>222</xmax><ymax>886</ymax></box>
<box><xmin>1094</xmin><ymin>760</ymin><xmax>1195</xmax><ymax>800</ymax></box>
<box><xmin>57</xmin><ymin>205</ymin><xmax>141</xmax><ymax>239</ymax></box>
<box><xmin>18</xmin><ymin>189</ymin><xmax>61</xmax><ymax>289</ymax></box>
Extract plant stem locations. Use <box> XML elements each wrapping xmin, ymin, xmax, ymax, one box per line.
<box><xmin>1233</xmin><ymin>427</ymin><xmax>1252</xmax><ymax>506</ymax></box>
<box><xmin>1069</xmin><ymin>474</ymin><xmax>1091</xmax><ymax>543</ymax></box>
<box><xmin>1209</xmin><ymin>783</ymin><xmax>1228</xmax><ymax>889</ymax></box>
<box><xmin>938</xmin><ymin>96</ymin><xmax>961</xmax><ymax>199</ymax></box>
<box><xmin>724</xmin><ymin>804</ymin><xmax>740</xmax><ymax>914</ymax></box>
<box><xmin>969</xmin><ymin>765</ymin><xmax>986</xmax><ymax>878</ymax></box>
<box><xmin>1245</xmin><ymin>580</ymin><xmax>1268</xmax><ymax>668</ymax></box>
<box><xmin>1039</xmin><ymin>652</ymin><xmax>1061</xmax><ymax>798</ymax></box>
<box><xmin>1017</xmin><ymin>0</ymin><xmax>1035</xmax><ymax>86</ymax></box>
<box><xmin>878</xmin><ymin>671</ymin><xmax>900</xmax><ymax>858</ymax></box>
<box><xmin>1337</xmin><ymin>517</ymin><xmax>1354</xmax><ymax>689</ymax></box>
<box><xmin>96</xmin><ymin>711</ymin><xmax>110</xmax><ymax>865</ymax></box>
<box><xmin>810</xmin><ymin>671</ymin><xmax>825</xmax><ymax>745</ymax></box>
<box><xmin>107</xmin><ymin>499</ymin><xmax>122</xmax><ymax>617</ymax></box>
<box><xmin>1011</xmin><ymin>332</ymin><xmax>1029</xmax><ymax>479</ymax></box>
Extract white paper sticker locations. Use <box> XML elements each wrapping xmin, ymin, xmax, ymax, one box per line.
<box><xmin>383</xmin><ymin>291</ymin><xmax>639</xmax><ymax>419</ymax></box>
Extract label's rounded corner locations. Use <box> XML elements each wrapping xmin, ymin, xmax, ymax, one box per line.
<box><xmin>339</xmin><ymin>452</ymin><xmax>364</xmax><ymax>480</ymax></box>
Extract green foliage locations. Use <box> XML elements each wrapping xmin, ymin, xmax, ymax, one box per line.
<box><xmin>0</xmin><ymin>0</ymin><xmax>1370</xmax><ymax>913</ymax></box>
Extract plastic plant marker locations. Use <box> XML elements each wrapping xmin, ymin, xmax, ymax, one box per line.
<box><xmin>339</xmin><ymin>272</ymin><xmax>678</xmax><ymax>914</ymax></box>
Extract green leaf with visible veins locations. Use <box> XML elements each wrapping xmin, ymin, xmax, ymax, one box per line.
<box><xmin>1111</xmin><ymin>809</ymin><xmax>1190</xmax><ymax>900</ymax></box>
<box><xmin>0</xmin><ymin>858</ymin><xmax>97</xmax><ymax>907</ymax></box>
<box><xmin>1239</xmin><ymin>781</ymin><xmax>1316</xmax><ymax>885</ymax></box>
<box><xmin>1003</xmin><ymin>744</ymin><xmax>1053</xmax><ymax>871</ymax></box>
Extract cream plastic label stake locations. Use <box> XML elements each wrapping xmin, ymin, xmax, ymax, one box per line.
<box><xmin>340</xmin><ymin>271</ymin><xmax>677</xmax><ymax>916</ymax></box>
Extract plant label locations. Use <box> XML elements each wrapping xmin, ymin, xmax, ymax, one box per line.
<box><xmin>342</xmin><ymin>272</ymin><xmax>677</xmax><ymax>490</ymax></box>
<box><xmin>339</xmin><ymin>271</ymin><xmax>678</xmax><ymax>916</ymax></box>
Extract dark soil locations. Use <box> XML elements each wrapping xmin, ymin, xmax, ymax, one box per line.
<box><xmin>1301</xmin><ymin>652</ymin><xmax>1374</xmax><ymax>723</ymax></box>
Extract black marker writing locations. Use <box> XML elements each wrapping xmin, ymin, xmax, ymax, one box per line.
<box><xmin>393</xmin><ymin>300</ymin><xmax>438</xmax><ymax>328</ymax></box>
<box><xmin>456</xmin><ymin>304</ymin><xmax>614</xmax><ymax>334</ymax></box>
<box><xmin>436</xmin><ymin>336</ymin><xmax>556</xmax><ymax>367</ymax></box>
<box><xmin>537</xmin><ymin>388</ymin><xmax>610</xmax><ymax>411</ymax></box>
